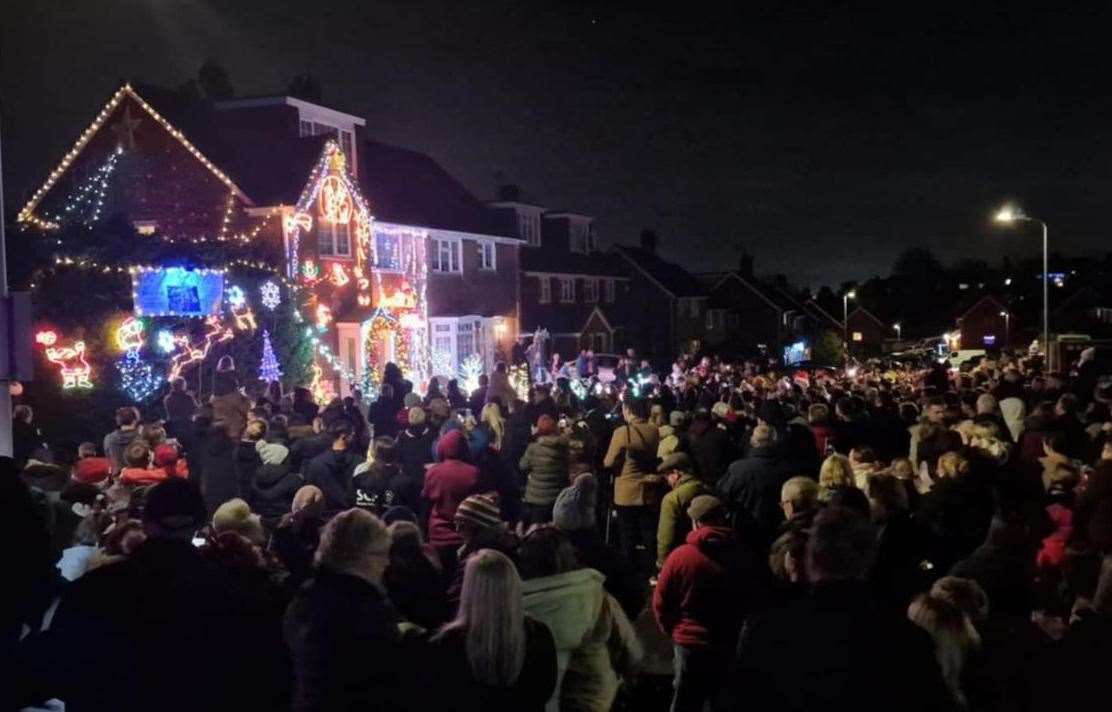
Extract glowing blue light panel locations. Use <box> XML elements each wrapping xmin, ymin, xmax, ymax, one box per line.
<box><xmin>132</xmin><ymin>267</ymin><xmax>225</xmax><ymax>317</ymax></box>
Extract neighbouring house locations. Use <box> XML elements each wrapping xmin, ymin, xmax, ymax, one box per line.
<box><xmin>611</xmin><ymin>230</ymin><xmax>707</xmax><ymax>359</ymax></box>
<box><xmin>491</xmin><ymin>185</ymin><xmax>629</xmax><ymax>358</ymax></box>
<box><xmin>845</xmin><ymin>306</ymin><xmax>889</xmax><ymax>356</ymax></box>
<box><xmin>957</xmin><ymin>295</ymin><xmax>1010</xmax><ymax>350</ymax></box>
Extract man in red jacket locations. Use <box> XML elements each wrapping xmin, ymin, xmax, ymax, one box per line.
<box><xmin>653</xmin><ymin>495</ymin><xmax>769</xmax><ymax>712</ymax></box>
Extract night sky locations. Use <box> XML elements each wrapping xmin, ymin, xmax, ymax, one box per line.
<box><xmin>4</xmin><ymin>1</ymin><xmax>1112</xmax><ymax>287</ymax></box>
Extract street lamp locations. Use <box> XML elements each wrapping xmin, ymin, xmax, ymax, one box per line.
<box><xmin>999</xmin><ymin>311</ymin><xmax>1009</xmax><ymax>348</ymax></box>
<box><xmin>894</xmin><ymin>322</ymin><xmax>901</xmax><ymax>341</ymax></box>
<box><xmin>842</xmin><ymin>290</ymin><xmax>856</xmax><ymax>363</ymax></box>
<box><xmin>994</xmin><ymin>204</ymin><xmax>1049</xmax><ymax>359</ymax></box>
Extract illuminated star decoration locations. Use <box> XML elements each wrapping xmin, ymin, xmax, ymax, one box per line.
<box><xmin>114</xmin><ymin>317</ymin><xmax>163</xmax><ymax>402</ymax></box>
<box><xmin>259</xmin><ymin>280</ymin><xmax>281</xmax><ymax>311</ymax></box>
<box><xmin>111</xmin><ymin>105</ymin><xmax>142</xmax><ymax>151</ymax></box>
<box><xmin>157</xmin><ymin>329</ymin><xmax>176</xmax><ymax>354</ymax></box>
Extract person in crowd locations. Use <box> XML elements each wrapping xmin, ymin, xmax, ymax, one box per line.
<box><xmin>163</xmin><ymin>377</ymin><xmax>198</xmax><ymax>439</ymax></box>
<box><xmin>304</xmin><ymin>421</ymin><xmax>360</xmax><ymax>518</ymax></box>
<box><xmin>907</xmin><ymin>593</ymin><xmax>982</xmax><ymax>709</ymax></box>
<box><xmin>520</xmin><ymin>414</ymin><xmax>571</xmax><ymax>525</ymax></box>
<box><xmin>778</xmin><ymin>475</ymin><xmax>819</xmax><ymax>532</ymax></box>
<box><xmin>520</xmin><ymin>526</ymin><xmax>642</xmax><ymax>712</ymax></box>
<box><xmin>118</xmin><ymin>441</ymin><xmax>155</xmax><ymax>485</ymax></box>
<box><xmin>422</xmin><ymin>429</ymin><xmax>483</xmax><ymax>571</ymax></box>
<box><xmin>446</xmin><ymin>378</ymin><xmax>468</xmax><ymax>410</ymax></box>
<box><xmin>849</xmin><ymin>445</ymin><xmax>881</xmax><ymax>489</ymax></box>
<box><xmin>103</xmin><ymin>406</ymin><xmax>141</xmax><ymax>474</ymax></box>
<box><xmin>717</xmin><ymin>423</ymin><xmax>793</xmax><ymax>544</ymax></box>
<box><xmin>382</xmin><ymin>519</ymin><xmax>449</xmax><ymax>630</ymax></box>
<box><xmin>480</xmin><ymin>401</ymin><xmax>505</xmax><ymax>452</ymax></box>
<box><xmin>653</xmin><ymin>495</ymin><xmax>769</xmax><ymax>712</ymax></box>
<box><xmin>869</xmin><ymin>473</ymin><xmax>931</xmax><ymax>608</ymax></box>
<box><xmin>236</xmin><ymin>418</ymin><xmax>266</xmax><ymax>501</ymax></box>
<box><xmin>808</xmin><ymin>402</ymin><xmax>837</xmax><ymax>455</ymax></box>
<box><xmin>212</xmin><ymin>497</ymin><xmax>266</xmax><ymax>546</ymax></box>
<box><xmin>656</xmin><ymin>452</ymin><xmax>710</xmax><ymax>570</ymax></box>
<box><xmin>657</xmin><ymin>410</ymin><xmax>685</xmax><ymax>460</ymax></box>
<box><xmin>428</xmin><ymin>549</ymin><xmax>557</xmax><ymax>712</ymax></box>
<box><xmin>251</xmin><ymin>439</ymin><xmax>301</xmax><ymax>533</ymax></box>
<box><xmin>12</xmin><ymin>404</ymin><xmax>44</xmax><ymax>469</ymax></box>
<box><xmin>817</xmin><ymin>452</ymin><xmax>855</xmax><ymax>502</ymax></box>
<box><xmin>397</xmin><ymin>405</ymin><xmax>435</xmax><ymax>481</ymax></box>
<box><xmin>284</xmin><ymin>508</ymin><xmax>417</xmax><ymax>711</ymax></box>
<box><xmin>725</xmin><ymin>506</ymin><xmax>953</xmax><ymax>712</ymax></box>
<box><xmin>686</xmin><ymin>406</ymin><xmax>735</xmax><ymax>484</ymax></box>
<box><xmin>604</xmin><ymin>397</ymin><xmax>662</xmax><ymax>575</ymax></box>
<box><xmin>469</xmin><ymin>373</ymin><xmax>490</xmax><ymax>415</ymax></box>
<box><xmin>354</xmin><ymin>436</ymin><xmax>418</xmax><ymax>514</ymax></box>
<box><xmin>210</xmin><ymin>356</ymin><xmax>251</xmax><ymax>439</ymax></box>
<box><xmin>270</xmin><ymin>485</ymin><xmax>325</xmax><ymax>586</ymax></box>
<box><xmin>487</xmin><ymin>362</ymin><xmax>517</xmax><ymax>410</ymax></box>
<box><xmin>368</xmin><ymin>383</ymin><xmax>400</xmax><ymax>440</ymax></box>
<box><xmin>909</xmin><ymin>396</ymin><xmax>947</xmax><ymax>467</ymax></box>
<box><xmin>448</xmin><ymin>492</ymin><xmax>520</xmax><ymax>603</ymax></box>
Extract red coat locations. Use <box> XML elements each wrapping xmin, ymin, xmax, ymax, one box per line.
<box><xmin>422</xmin><ymin>430</ymin><xmax>482</xmax><ymax>549</ymax></box>
<box><xmin>653</xmin><ymin>525</ymin><xmax>769</xmax><ymax>649</ymax></box>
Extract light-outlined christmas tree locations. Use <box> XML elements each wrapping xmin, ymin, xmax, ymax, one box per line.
<box><xmin>259</xmin><ymin>329</ymin><xmax>283</xmax><ymax>383</ymax></box>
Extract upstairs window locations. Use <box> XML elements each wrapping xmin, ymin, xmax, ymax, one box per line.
<box><xmin>432</xmin><ymin>238</ymin><xmax>462</xmax><ymax>273</ymax></box>
<box><xmin>520</xmin><ymin>213</ymin><xmax>541</xmax><ymax>246</ymax></box>
<box><xmin>477</xmin><ymin>240</ymin><xmax>496</xmax><ymax>271</ymax></box>
<box><xmin>570</xmin><ymin>222</ymin><xmax>590</xmax><ymax>254</ymax></box>
<box><xmin>538</xmin><ymin>277</ymin><xmax>552</xmax><ymax>304</ymax></box>
<box><xmin>559</xmin><ymin>277</ymin><xmax>576</xmax><ymax>303</ymax></box>
<box><xmin>604</xmin><ymin>279</ymin><xmax>616</xmax><ymax>303</ymax></box>
<box><xmin>583</xmin><ymin>278</ymin><xmax>598</xmax><ymax>303</ymax></box>
<box><xmin>318</xmin><ymin>221</ymin><xmax>351</xmax><ymax>257</ymax></box>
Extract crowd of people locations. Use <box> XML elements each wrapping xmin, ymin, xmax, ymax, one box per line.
<box><xmin>4</xmin><ymin>346</ymin><xmax>1112</xmax><ymax>711</ymax></box>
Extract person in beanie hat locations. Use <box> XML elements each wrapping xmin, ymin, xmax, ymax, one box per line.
<box><xmin>519</xmin><ymin>414</ymin><xmax>571</xmax><ymax>525</ymax></box>
<box><xmin>286</xmin><ymin>509</ymin><xmax>420</xmax><ymax>712</ymax></box>
<box><xmin>553</xmin><ymin>472</ymin><xmax>599</xmax><ymax>532</ymax></box>
<box><xmin>212</xmin><ymin>497</ymin><xmax>266</xmax><ymax>546</ymax></box>
<box><xmin>657</xmin><ymin>411</ymin><xmax>686</xmax><ymax>460</ymax></box>
<box><xmin>656</xmin><ymin>453</ymin><xmax>711</xmax><ymax>569</ymax></box>
<box><xmin>654</xmin><ymin>492</ymin><xmax>772</xmax><ymax>712</ymax></box>
<box><xmin>423</xmin><ymin>429</ymin><xmax>484</xmax><ymax>572</ymax></box>
<box><xmin>447</xmin><ymin>492</ymin><xmax>519</xmax><ymax>607</ymax></box>
<box><xmin>271</xmin><ymin>485</ymin><xmax>325</xmax><ymax>587</ymax></box>
<box><xmin>397</xmin><ymin>405</ymin><xmax>435</xmax><ymax>482</ymax></box>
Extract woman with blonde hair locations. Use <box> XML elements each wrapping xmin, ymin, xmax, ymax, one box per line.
<box><xmin>818</xmin><ymin>453</ymin><xmax>854</xmax><ymax>501</ymax></box>
<box><xmin>430</xmin><ymin>549</ymin><xmax>557</xmax><ymax>711</ymax></box>
<box><xmin>907</xmin><ymin>594</ymin><xmax>981</xmax><ymax>709</ymax></box>
<box><xmin>936</xmin><ymin>451</ymin><xmax>971</xmax><ymax>480</ymax></box>
<box><xmin>481</xmin><ymin>402</ymin><xmax>506</xmax><ymax>452</ymax></box>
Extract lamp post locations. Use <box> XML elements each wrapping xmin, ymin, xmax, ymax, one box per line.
<box><xmin>894</xmin><ymin>322</ymin><xmax>902</xmax><ymax>341</ymax></box>
<box><xmin>843</xmin><ymin>290</ymin><xmax>856</xmax><ymax>362</ymax></box>
<box><xmin>994</xmin><ymin>205</ymin><xmax>1049</xmax><ymax>359</ymax></box>
<box><xmin>999</xmin><ymin>311</ymin><xmax>1010</xmax><ymax>348</ymax></box>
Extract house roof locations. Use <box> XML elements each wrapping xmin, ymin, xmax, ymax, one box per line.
<box><xmin>958</xmin><ymin>295</ymin><xmax>1008</xmax><ymax>321</ymax></box>
<box><xmin>699</xmin><ymin>271</ymin><xmax>786</xmax><ymax>312</ymax></box>
<box><xmin>803</xmin><ymin>299</ymin><xmax>844</xmax><ymax>330</ymax></box>
<box><xmin>612</xmin><ymin>245</ymin><xmax>704</xmax><ymax>298</ymax></box>
<box><xmin>847</xmin><ymin>306</ymin><xmax>888</xmax><ymax>329</ymax></box>
<box><xmin>521</xmin><ymin>249</ymin><xmax>627</xmax><ymax>277</ymax></box>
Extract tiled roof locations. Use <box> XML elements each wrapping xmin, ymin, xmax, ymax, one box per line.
<box><xmin>612</xmin><ymin>246</ymin><xmax>705</xmax><ymax>297</ymax></box>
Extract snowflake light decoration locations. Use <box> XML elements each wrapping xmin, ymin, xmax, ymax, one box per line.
<box><xmin>259</xmin><ymin>281</ymin><xmax>281</xmax><ymax>311</ymax></box>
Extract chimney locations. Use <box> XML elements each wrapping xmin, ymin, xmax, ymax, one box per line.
<box><xmin>739</xmin><ymin>253</ymin><xmax>754</xmax><ymax>277</ymax></box>
<box><xmin>498</xmin><ymin>184</ymin><xmax>521</xmax><ymax>202</ymax></box>
<box><xmin>640</xmin><ymin>229</ymin><xmax>658</xmax><ymax>254</ymax></box>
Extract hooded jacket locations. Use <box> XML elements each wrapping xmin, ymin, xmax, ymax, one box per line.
<box><xmin>520</xmin><ymin>435</ymin><xmax>571</xmax><ymax>505</ymax></box>
<box><xmin>396</xmin><ymin>424</ymin><xmax>435</xmax><ymax>481</ymax></box>
<box><xmin>657</xmin><ymin>425</ymin><xmax>680</xmax><ymax>460</ymax></box>
<box><xmin>304</xmin><ymin>448</ymin><xmax>359</xmax><ymax>518</ymax></box>
<box><xmin>653</xmin><ymin>525</ymin><xmax>769</xmax><ymax>649</ymax></box>
<box><xmin>522</xmin><ymin>568</ymin><xmax>642</xmax><ymax>712</ymax></box>
<box><xmin>421</xmin><ymin>430</ymin><xmax>482</xmax><ymax>549</ymax></box>
<box><xmin>252</xmin><ymin>461</ymin><xmax>303</xmax><ymax>530</ymax></box>
<box><xmin>717</xmin><ymin>446</ymin><xmax>793</xmax><ymax>541</ymax></box>
<box><xmin>656</xmin><ymin>474</ymin><xmax>710</xmax><ymax>567</ymax></box>
<box><xmin>353</xmin><ymin>462</ymin><xmax>420</xmax><ymax>514</ymax></box>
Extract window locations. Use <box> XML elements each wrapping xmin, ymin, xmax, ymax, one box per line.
<box><xmin>340</xmin><ymin>130</ymin><xmax>354</xmax><ymax>163</ymax></box>
<box><xmin>477</xmin><ymin>240</ymin><xmax>496</xmax><ymax>271</ymax></box>
<box><xmin>570</xmin><ymin>222</ymin><xmax>589</xmax><ymax>254</ymax></box>
<box><xmin>559</xmin><ymin>277</ymin><xmax>576</xmax><ymax>303</ymax></box>
<box><xmin>299</xmin><ymin>120</ymin><xmax>313</xmax><ymax>137</ymax></box>
<box><xmin>604</xmin><ymin>279</ymin><xmax>616</xmax><ymax>303</ymax></box>
<box><xmin>706</xmin><ymin>310</ymin><xmax>715</xmax><ymax>331</ymax></box>
<box><xmin>681</xmin><ymin>298</ymin><xmax>699</xmax><ymax>318</ymax></box>
<box><xmin>520</xmin><ymin>214</ymin><xmax>540</xmax><ymax>247</ymax></box>
<box><xmin>583</xmin><ymin>278</ymin><xmax>598</xmax><ymax>303</ymax></box>
<box><xmin>457</xmin><ymin>322</ymin><xmax>475</xmax><ymax>358</ymax></box>
<box><xmin>434</xmin><ymin>324</ymin><xmax>452</xmax><ymax>355</ymax></box>
<box><xmin>538</xmin><ymin>277</ymin><xmax>552</xmax><ymax>304</ymax></box>
<box><xmin>432</xmin><ymin>238</ymin><xmax>462</xmax><ymax>273</ymax></box>
<box><xmin>585</xmin><ymin>222</ymin><xmax>596</xmax><ymax>253</ymax></box>
<box><xmin>373</xmin><ymin>232</ymin><xmax>402</xmax><ymax>271</ymax></box>
<box><xmin>852</xmin><ymin>331</ymin><xmax>864</xmax><ymax>342</ymax></box>
<box><xmin>318</xmin><ymin>220</ymin><xmax>351</xmax><ymax>257</ymax></box>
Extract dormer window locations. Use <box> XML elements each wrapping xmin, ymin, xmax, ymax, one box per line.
<box><xmin>520</xmin><ymin>213</ymin><xmax>540</xmax><ymax>246</ymax></box>
<box><xmin>570</xmin><ymin>221</ymin><xmax>592</xmax><ymax>254</ymax></box>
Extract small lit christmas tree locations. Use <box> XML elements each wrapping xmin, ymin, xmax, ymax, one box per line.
<box><xmin>259</xmin><ymin>329</ymin><xmax>283</xmax><ymax>383</ymax></box>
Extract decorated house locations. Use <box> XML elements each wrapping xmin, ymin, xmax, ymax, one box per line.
<box><xmin>17</xmin><ymin>82</ymin><xmax>523</xmax><ymax>416</ymax></box>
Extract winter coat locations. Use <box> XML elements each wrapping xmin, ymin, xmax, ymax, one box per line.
<box><xmin>284</xmin><ymin>569</ymin><xmax>419</xmax><ymax>712</ymax></box>
<box><xmin>210</xmin><ymin>390</ymin><xmax>251</xmax><ymax>440</ymax></box>
<box><xmin>870</xmin><ymin>511</ymin><xmax>932</xmax><ymax>609</ymax></box>
<box><xmin>486</xmin><ymin>370</ymin><xmax>517</xmax><ymax>408</ymax></box>
<box><xmin>565</xmin><ymin>527</ymin><xmax>646</xmax><ymax>619</ymax></box>
<box><xmin>270</xmin><ymin>512</ymin><xmax>323</xmax><ymax>587</ymax></box>
<box><xmin>353</xmin><ymin>463</ymin><xmax>420</xmax><ymax>514</ymax></box>
<box><xmin>603</xmin><ymin>419</ymin><xmax>662</xmax><ymax>506</ymax></box>
<box><xmin>717</xmin><ymin>447</ymin><xmax>793</xmax><ymax>542</ymax></box>
<box><xmin>475</xmin><ymin>446</ymin><xmax>522</xmax><ymax>524</ymax></box>
<box><xmin>724</xmin><ymin>580</ymin><xmax>954</xmax><ymax>712</ymax></box>
<box><xmin>427</xmin><ymin>617</ymin><xmax>557</xmax><ymax>712</ymax></box>
<box><xmin>303</xmin><ymin>448</ymin><xmax>360</xmax><ymax>518</ymax></box>
<box><xmin>810</xmin><ymin>423</ymin><xmax>838</xmax><ymax>456</ymax></box>
<box><xmin>520</xmin><ymin>435</ymin><xmax>571</xmax><ymax>505</ymax></box>
<box><xmin>289</xmin><ymin>432</ymin><xmax>332</xmax><ymax>476</ymax></box>
<box><xmin>396</xmin><ymin>425</ymin><xmax>436</xmax><ymax>482</ymax></box>
<box><xmin>523</xmin><ymin>568</ymin><xmax>642</xmax><ymax>712</ymax></box>
<box><xmin>368</xmin><ymin>397</ymin><xmax>399</xmax><ymax>440</ymax></box>
<box><xmin>196</xmin><ymin>427</ymin><xmax>238</xmax><ymax>515</ymax></box>
<box><xmin>502</xmin><ymin>410</ymin><xmax>534</xmax><ymax>478</ymax></box>
<box><xmin>234</xmin><ymin>440</ymin><xmax>262</xmax><ymax>502</ymax></box>
<box><xmin>656</xmin><ymin>474</ymin><xmax>710</xmax><ymax>567</ymax></box>
<box><xmin>652</xmin><ymin>526</ymin><xmax>770</xmax><ymax>650</ymax></box>
<box><xmin>1036</xmin><ymin>503</ymin><xmax>1072</xmax><ymax>569</ymax></box>
<box><xmin>383</xmin><ymin>538</ymin><xmax>449</xmax><ymax>631</ymax></box>
<box><xmin>103</xmin><ymin>427</ymin><xmax>139</xmax><ymax>474</ymax></box>
<box><xmin>918</xmin><ymin>475</ymin><xmax>996</xmax><ymax>573</ymax></box>
<box><xmin>252</xmin><ymin>462</ymin><xmax>303</xmax><ymax>531</ymax></box>
<box><xmin>686</xmin><ymin>422</ymin><xmax>734</xmax><ymax>483</ymax></box>
<box><xmin>422</xmin><ymin>430</ymin><xmax>483</xmax><ymax>550</ymax></box>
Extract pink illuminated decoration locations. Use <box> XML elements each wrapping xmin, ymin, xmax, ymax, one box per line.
<box><xmin>319</xmin><ymin>175</ymin><xmax>353</xmax><ymax>224</ymax></box>
<box><xmin>35</xmin><ymin>330</ymin><xmax>58</xmax><ymax>346</ymax></box>
<box><xmin>168</xmin><ymin>316</ymin><xmax>233</xmax><ymax>381</ymax></box>
<box><xmin>116</xmin><ymin>316</ymin><xmax>145</xmax><ymax>352</ymax></box>
<box><xmin>379</xmin><ymin>282</ymin><xmax>418</xmax><ymax>310</ymax></box>
<box><xmin>45</xmin><ymin>340</ymin><xmax>94</xmax><ymax>389</ymax></box>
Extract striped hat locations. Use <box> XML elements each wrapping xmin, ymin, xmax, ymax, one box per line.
<box><xmin>454</xmin><ymin>493</ymin><xmax>503</xmax><ymax>530</ymax></box>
